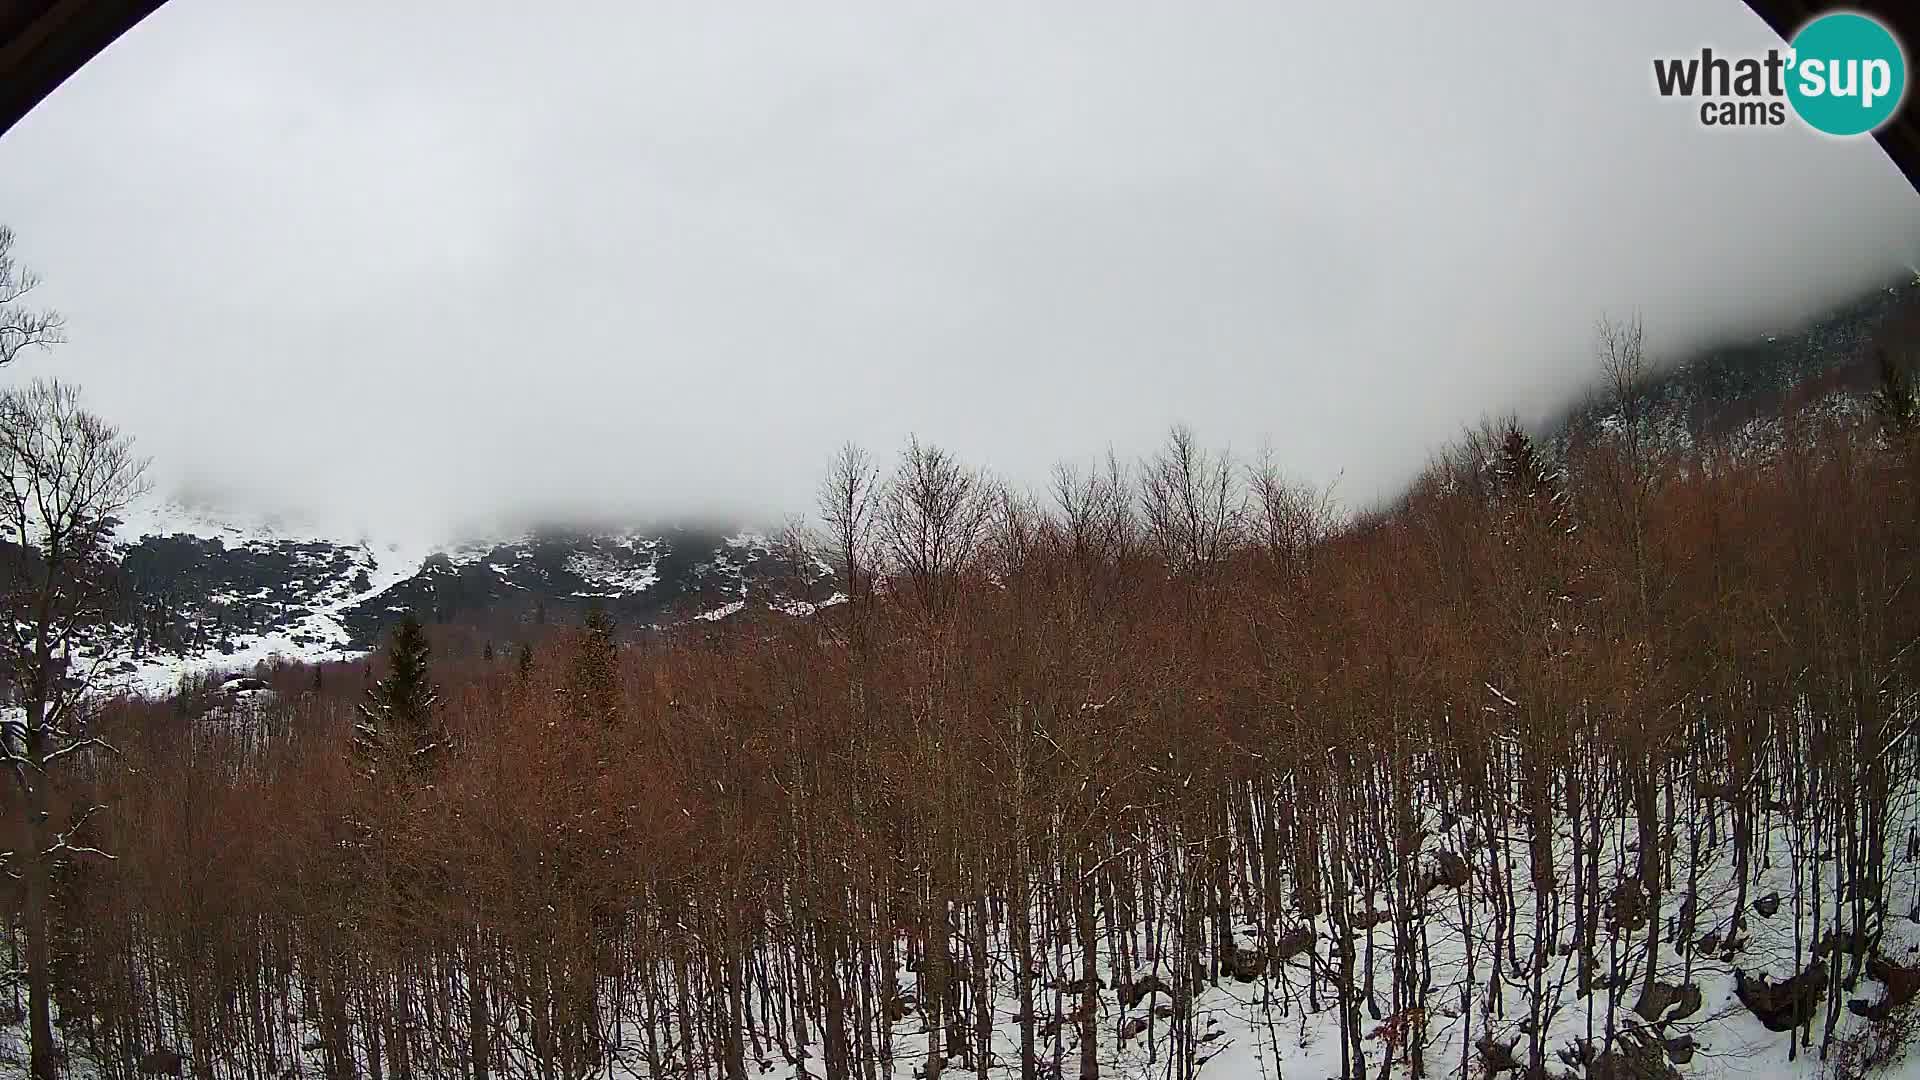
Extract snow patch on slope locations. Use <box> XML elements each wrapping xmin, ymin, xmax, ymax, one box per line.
<box><xmin>564</xmin><ymin>537</ymin><xmax>662</xmax><ymax>597</ymax></box>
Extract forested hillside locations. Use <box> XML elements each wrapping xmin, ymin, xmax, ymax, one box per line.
<box><xmin>11</xmin><ymin>290</ymin><xmax>1920</xmax><ymax>1080</ymax></box>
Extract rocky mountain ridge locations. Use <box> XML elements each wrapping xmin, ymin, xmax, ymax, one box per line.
<box><xmin>98</xmin><ymin>505</ymin><xmax>839</xmax><ymax>696</ymax></box>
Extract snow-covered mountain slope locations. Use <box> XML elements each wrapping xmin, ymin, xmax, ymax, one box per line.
<box><xmin>97</xmin><ymin>499</ymin><xmax>836</xmax><ymax>696</ymax></box>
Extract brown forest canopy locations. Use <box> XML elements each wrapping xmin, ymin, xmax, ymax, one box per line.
<box><xmin>15</xmin><ymin>307</ymin><xmax>1920</xmax><ymax>1078</ymax></box>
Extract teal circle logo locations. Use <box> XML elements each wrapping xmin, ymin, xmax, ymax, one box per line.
<box><xmin>1786</xmin><ymin>12</ymin><xmax>1906</xmax><ymax>136</ymax></box>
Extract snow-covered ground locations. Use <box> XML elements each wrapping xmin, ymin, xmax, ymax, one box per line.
<box><xmin>6</xmin><ymin>783</ymin><xmax>1912</xmax><ymax>1080</ymax></box>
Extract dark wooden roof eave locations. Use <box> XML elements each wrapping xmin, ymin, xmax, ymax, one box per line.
<box><xmin>0</xmin><ymin>0</ymin><xmax>168</xmax><ymax>138</ymax></box>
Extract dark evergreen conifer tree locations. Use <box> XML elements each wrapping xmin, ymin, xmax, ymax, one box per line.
<box><xmin>352</xmin><ymin>613</ymin><xmax>447</xmax><ymax>779</ymax></box>
<box><xmin>1490</xmin><ymin>420</ymin><xmax>1569</xmax><ymax>533</ymax></box>
<box><xmin>571</xmin><ymin>601</ymin><xmax>620</xmax><ymax>725</ymax></box>
<box><xmin>1872</xmin><ymin>346</ymin><xmax>1918</xmax><ymax>448</ymax></box>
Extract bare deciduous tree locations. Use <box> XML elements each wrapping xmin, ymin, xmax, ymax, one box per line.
<box><xmin>0</xmin><ymin>228</ymin><xmax>64</xmax><ymax>367</ymax></box>
<box><xmin>876</xmin><ymin>436</ymin><xmax>989</xmax><ymax>622</ymax></box>
<box><xmin>1248</xmin><ymin>444</ymin><xmax>1337</xmax><ymax>587</ymax></box>
<box><xmin>1140</xmin><ymin>424</ymin><xmax>1242</xmax><ymax>579</ymax></box>
<box><xmin>816</xmin><ymin>442</ymin><xmax>878</xmax><ymax>603</ymax></box>
<box><xmin>0</xmin><ymin>379</ymin><xmax>148</xmax><ymax>1080</ymax></box>
<box><xmin>1048</xmin><ymin>452</ymin><xmax>1133</xmax><ymax>569</ymax></box>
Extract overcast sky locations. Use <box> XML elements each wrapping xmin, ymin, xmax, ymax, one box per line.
<box><xmin>0</xmin><ymin>0</ymin><xmax>1916</xmax><ymax>539</ymax></box>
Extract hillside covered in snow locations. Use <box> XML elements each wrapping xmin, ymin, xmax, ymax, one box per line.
<box><xmin>91</xmin><ymin>502</ymin><xmax>836</xmax><ymax>696</ymax></box>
